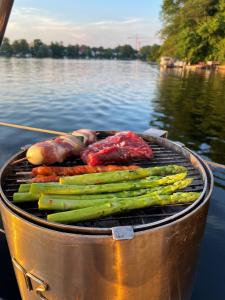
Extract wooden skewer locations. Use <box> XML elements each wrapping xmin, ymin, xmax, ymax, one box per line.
<box><xmin>11</xmin><ymin>157</ymin><xmax>28</xmax><ymax>165</ymax></box>
<box><xmin>16</xmin><ymin>171</ymin><xmax>32</xmax><ymax>175</ymax></box>
<box><xmin>17</xmin><ymin>179</ymin><xmax>33</xmax><ymax>183</ymax></box>
<box><xmin>0</xmin><ymin>121</ymin><xmax>67</xmax><ymax>136</ymax></box>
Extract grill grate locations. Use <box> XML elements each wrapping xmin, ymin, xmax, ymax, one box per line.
<box><xmin>1</xmin><ymin>132</ymin><xmax>204</xmax><ymax>229</ymax></box>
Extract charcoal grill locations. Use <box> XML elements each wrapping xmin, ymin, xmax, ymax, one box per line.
<box><xmin>0</xmin><ymin>130</ymin><xmax>213</xmax><ymax>300</ymax></box>
<box><xmin>1</xmin><ymin>131</ymin><xmax>207</xmax><ymax>234</ymax></box>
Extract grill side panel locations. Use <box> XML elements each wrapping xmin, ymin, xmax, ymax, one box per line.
<box><xmin>0</xmin><ymin>195</ymin><xmax>209</xmax><ymax>300</ymax></box>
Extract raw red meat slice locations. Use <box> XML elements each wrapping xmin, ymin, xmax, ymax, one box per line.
<box><xmin>81</xmin><ymin>131</ymin><xmax>153</xmax><ymax>166</ymax></box>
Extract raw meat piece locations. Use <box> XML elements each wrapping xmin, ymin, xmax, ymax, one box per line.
<box><xmin>81</xmin><ymin>131</ymin><xmax>153</xmax><ymax>166</ymax></box>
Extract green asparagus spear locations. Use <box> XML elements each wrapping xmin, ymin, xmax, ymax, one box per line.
<box><xmin>31</xmin><ymin>172</ymin><xmax>187</xmax><ymax>195</ymax></box>
<box><xmin>47</xmin><ymin>192</ymin><xmax>200</xmax><ymax>224</ymax></box>
<box><xmin>18</xmin><ymin>182</ymin><xmax>59</xmax><ymax>193</ymax></box>
<box><xmin>13</xmin><ymin>188</ymin><xmax>153</xmax><ymax>203</ymax></box>
<box><xmin>40</xmin><ymin>188</ymin><xmax>153</xmax><ymax>202</ymax></box>
<box><xmin>60</xmin><ymin>165</ymin><xmax>187</xmax><ymax>185</ymax></box>
<box><xmin>18</xmin><ymin>184</ymin><xmax>31</xmax><ymax>193</ymax></box>
<box><xmin>13</xmin><ymin>192</ymin><xmax>39</xmax><ymax>202</ymax></box>
<box><xmin>39</xmin><ymin>178</ymin><xmax>193</xmax><ymax>211</ymax></box>
<box><xmin>40</xmin><ymin>197</ymin><xmax>109</xmax><ymax>210</ymax></box>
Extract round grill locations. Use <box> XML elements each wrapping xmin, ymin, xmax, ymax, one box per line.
<box><xmin>0</xmin><ymin>131</ymin><xmax>209</xmax><ymax>234</ymax></box>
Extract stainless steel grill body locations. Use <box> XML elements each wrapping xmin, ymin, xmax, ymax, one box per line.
<box><xmin>0</xmin><ymin>132</ymin><xmax>213</xmax><ymax>300</ymax></box>
<box><xmin>0</xmin><ymin>194</ymin><xmax>210</xmax><ymax>300</ymax></box>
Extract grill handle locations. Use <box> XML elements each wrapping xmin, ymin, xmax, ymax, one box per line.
<box><xmin>142</xmin><ymin>128</ymin><xmax>168</xmax><ymax>138</ymax></box>
<box><xmin>112</xmin><ymin>226</ymin><xmax>134</xmax><ymax>240</ymax></box>
<box><xmin>12</xmin><ymin>257</ymin><xmax>49</xmax><ymax>300</ymax></box>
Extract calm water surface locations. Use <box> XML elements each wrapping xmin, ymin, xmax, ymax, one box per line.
<box><xmin>0</xmin><ymin>58</ymin><xmax>225</xmax><ymax>300</ymax></box>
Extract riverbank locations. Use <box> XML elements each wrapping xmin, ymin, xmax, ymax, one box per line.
<box><xmin>160</xmin><ymin>63</ymin><xmax>225</xmax><ymax>74</ymax></box>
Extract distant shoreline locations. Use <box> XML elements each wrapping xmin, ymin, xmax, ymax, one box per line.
<box><xmin>1</xmin><ymin>57</ymin><xmax>224</xmax><ymax>73</ymax></box>
<box><xmin>0</xmin><ymin>38</ymin><xmax>161</xmax><ymax>62</ymax></box>
<box><xmin>0</xmin><ymin>56</ymin><xmax>157</xmax><ymax>63</ymax></box>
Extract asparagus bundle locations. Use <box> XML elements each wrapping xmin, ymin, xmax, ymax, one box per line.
<box><xmin>30</xmin><ymin>172</ymin><xmax>187</xmax><ymax>195</ymax></box>
<box><xmin>47</xmin><ymin>192</ymin><xmax>200</xmax><ymax>224</ymax></box>
<box><xmin>39</xmin><ymin>178</ymin><xmax>193</xmax><ymax>211</ymax></box>
<box><xmin>60</xmin><ymin>165</ymin><xmax>186</xmax><ymax>185</ymax></box>
<box><xmin>14</xmin><ymin>165</ymin><xmax>187</xmax><ymax>202</ymax></box>
<box><xmin>12</xmin><ymin>163</ymin><xmax>199</xmax><ymax>226</ymax></box>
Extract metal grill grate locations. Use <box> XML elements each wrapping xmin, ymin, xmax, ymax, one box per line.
<box><xmin>1</xmin><ymin>132</ymin><xmax>204</xmax><ymax>230</ymax></box>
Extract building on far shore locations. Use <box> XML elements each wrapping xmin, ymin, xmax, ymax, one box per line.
<box><xmin>160</xmin><ymin>56</ymin><xmax>174</xmax><ymax>67</ymax></box>
<box><xmin>160</xmin><ymin>56</ymin><xmax>222</xmax><ymax>70</ymax></box>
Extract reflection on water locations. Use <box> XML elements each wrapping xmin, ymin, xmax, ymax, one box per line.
<box><xmin>150</xmin><ymin>68</ymin><xmax>225</xmax><ymax>163</ymax></box>
<box><xmin>0</xmin><ymin>58</ymin><xmax>225</xmax><ymax>299</ymax></box>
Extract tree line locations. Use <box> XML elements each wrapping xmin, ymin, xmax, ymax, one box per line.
<box><xmin>160</xmin><ymin>0</ymin><xmax>225</xmax><ymax>63</ymax></box>
<box><xmin>0</xmin><ymin>38</ymin><xmax>161</xmax><ymax>61</ymax></box>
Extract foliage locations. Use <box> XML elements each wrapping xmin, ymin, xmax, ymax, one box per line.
<box><xmin>66</xmin><ymin>44</ymin><xmax>79</xmax><ymax>58</ymax></box>
<box><xmin>139</xmin><ymin>44</ymin><xmax>161</xmax><ymax>61</ymax></box>
<box><xmin>12</xmin><ymin>39</ymin><xmax>30</xmax><ymax>55</ymax></box>
<box><xmin>161</xmin><ymin>0</ymin><xmax>225</xmax><ymax>63</ymax></box>
<box><xmin>115</xmin><ymin>45</ymin><xmax>137</xmax><ymax>59</ymax></box>
<box><xmin>0</xmin><ymin>38</ymin><xmax>160</xmax><ymax>61</ymax></box>
<box><xmin>31</xmin><ymin>39</ymin><xmax>43</xmax><ymax>56</ymax></box>
<box><xmin>50</xmin><ymin>42</ymin><xmax>65</xmax><ymax>58</ymax></box>
<box><xmin>0</xmin><ymin>38</ymin><xmax>13</xmax><ymax>56</ymax></box>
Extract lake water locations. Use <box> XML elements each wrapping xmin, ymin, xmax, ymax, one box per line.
<box><xmin>0</xmin><ymin>58</ymin><xmax>225</xmax><ymax>300</ymax></box>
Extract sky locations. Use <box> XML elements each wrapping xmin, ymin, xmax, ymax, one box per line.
<box><xmin>5</xmin><ymin>0</ymin><xmax>163</xmax><ymax>48</ymax></box>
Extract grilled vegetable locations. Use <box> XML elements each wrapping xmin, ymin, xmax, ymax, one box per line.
<box><xmin>18</xmin><ymin>184</ymin><xmax>31</xmax><ymax>193</ymax></box>
<box><xmin>60</xmin><ymin>165</ymin><xmax>186</xmax><ymax>185</ymax></box>
<box><xmin>13</xmin><ymin>192</ymin><xmax>38</xmax><ymax>202</ymax></box>
<box><xmin>47</xmin><ymin>192</ymin><xmax>200</xmax><ymax>223</ymax></box>
<box><xmin>13</xmin><ymin>188</ymin><xmax>152</xmax><ymax>203</ymax></box>
<box><xmin>39</xmin><ymin>188</ymin><xmax>152</xmax><ymax>202</ymax></box>
<box><xmin>30</xmin><ymin>172</ymin><xmax>187</xmax><ymax>195</ymax></box>
<box><xmin>60</xmin><ymin>168</ymin><xmax>153</xmax><ymax>185</ymax></box>
<box><xmin>39</xmin><ymin>178</ymin><xmax>192</xmax><ymax>210</ymax></box>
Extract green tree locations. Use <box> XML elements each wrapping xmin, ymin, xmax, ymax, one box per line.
<box><xmin>84</xmin><ymin>46</ymin><xmax>92</xmax><ymax>58</ymax></box>
<box><xmin>12</xmin><ymin>39</ymin><xmax>30</xmax><ymax>55</ymax></box>
<box><xmin>139</xmin><ymin>44</ymin><xmax>161</xmax><ymax>61</ymax></box>
<box><xmin>0</xmin><ymin>37</ymin><xmax>13</xmax><ymax>56</ymax></box>
<box><xmin>36</xmin><ymin>44</ymin><xmax>51</xmax><ymax>58</ymax></box>
<box><xmin>50</xmin><ymin>42</ymin><xmax>65</xmax><ymax>58</ymax></box>
<box><xmin>161</xmin><ymin>0</ymin><xmax>225</xmax><ymax>63</ymax></box>
<box><xmin>66</xmin><ymin>44</ymin><xmax>79</xmax><ymax>58</ymax></box>
<box><xmin>103</xmin><ymin>48</ymin><xmax>113</xmax><ymax>59</ymax></box>
<box><xmin>31</xmin><ymin>39</ymin><xmax>43</xmax><ymax>56</ymax></box>
<box><xmin>116</xmin><ymin>45</ymin><xmax>136</xmax><ymax>59</ymax></box>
